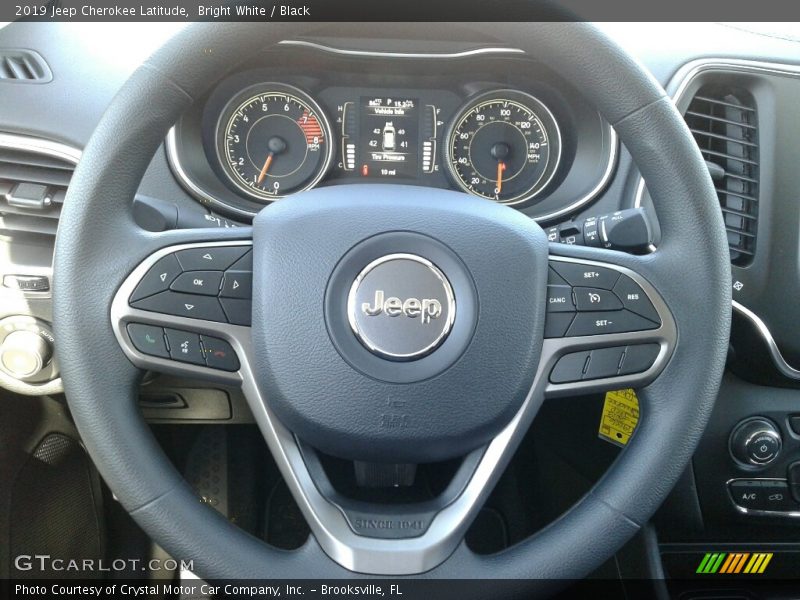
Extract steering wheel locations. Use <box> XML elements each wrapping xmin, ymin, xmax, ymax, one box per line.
<box><xmin>53</xmin><ymin>22</ymin><xmax>730</xmax><ymax>592</ymax></box>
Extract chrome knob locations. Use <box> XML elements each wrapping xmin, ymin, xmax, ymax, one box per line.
<box><xmin>0</xmin><ymin>329</ymin><xmax>52</xmax><ymax>380</ymax></box>
<box><xmin>730</xmin><ymin>417</ymin><xmax>782</xmax><ymax>467</ymax></box>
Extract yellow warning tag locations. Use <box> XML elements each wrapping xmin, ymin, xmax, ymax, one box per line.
<box><xmin>599</xmin><ymin>389</ymin><xmax>639</xmax><ymax>447</ymax></box>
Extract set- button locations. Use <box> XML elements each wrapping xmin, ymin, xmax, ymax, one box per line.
<box><xmin>545</xmin><ymin>260</ymin><xmax>661</xmax><ymax>338</ymax></box>
<box><xmin>129</xmin><ymin>246</ymin><xmax>252</xmax><ymax>326</ymax></box>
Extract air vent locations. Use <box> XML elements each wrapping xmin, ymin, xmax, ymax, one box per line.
<box><xmin>0</xmin><ymin>49</ymin><xmax>52</xmax><ymax>83</ymax></box>
<box><xmin>685</xmin><ymin>83</ymin><xmax>759</xmax><ymax>265</ymax></box>
<box><xmin>0</xmin><ymin>140</ymin><xmax>77</xmax><ymax>236</ymax></box>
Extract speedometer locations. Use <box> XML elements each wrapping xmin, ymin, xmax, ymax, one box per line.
<box><xmin>216</xmin><ymin>84</ymin><xmax>333</xmax><ymax>201</ymax></box>
<box><xmin>444</xmin><ymin>90</ymin><xmax>561</xmax><ymax>205</ymax></box>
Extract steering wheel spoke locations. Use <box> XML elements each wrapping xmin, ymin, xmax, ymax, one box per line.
<box><xmin>111</xmin><ymin>236</ymin><xmax>253</xmax><ymax>384</ymax></box>
<box><xmin>541</xmin><ymin>250</ymin><xmax>676</xmax><ymax>399</ymax></box>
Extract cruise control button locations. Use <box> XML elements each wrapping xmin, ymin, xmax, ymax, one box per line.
<box><xmin>567</xmin><ymin>310</ymin><xmax>659</xmax><ymax>337</ymax></box>
<box><xmin>574</xmin><ymin>287</ymin><xmax>623</xmax><ymax>311</ymax></box>
<box><xmin>220</xmin><ymin>271</ymin><xmax>252</xmax><ymax>299</ymax></box>
<box><xmin>544</xmin><ymin>313</ymin><xmax>575</xmax><ymax>338</ymax></box>
<box><xmin>584</xmin><ymin>346</ymin><xmax>626</xmax><ymax>379</ymax></box>
<box><xmin>201</xmin><ymin>336</ymin><xmax>240</xmax><ymax>371</ymax></box>
<box><xmin>613</xmin><ymin>275</ymin><xmax>660</xmax><ymax>323</ymax></box>
<box><xmin>175</xmin><ymin>246</ymin><xmax>249</xmax><ymax>271</ymax></box>
<box><xmin>550</xmin><ymin>262</ymin><xmax>620</xmax><ymax>290</ymax></box>
<box><xmin>550</xmin><ymin>351</ymin><xmax>591</xmax><ymax>383</ymax></box>
<box><xmin>219</xmin><ymin>297</ymin><xmax>252</xmax><ymax>326</ymax></box>
<box><xmin>619</xmin><ymin>344</ymin><xmax>661</xmax><ymax>375</ymax></box>
<box><xmin>170</xmin><ymin>271</ymin><xmax>223</xmax><ymax>296</ymax></box>
<box><xmin>131</xmin><ymin>291</ymin><xmax>227</xmax><ymax>322</ymax></box>
<box><xmin>126</xmin><ymin>323</ymin><xmax>168</xmax><ymax>358</ymax></box>
<box><xmin>546</xmin><ymin>285</ymin><xmax>575</xmax><ymax>312</ymax></box>
<box><xmin>164</xmin><ymin>328</ymin><xmax>205</xmax><ymax>365</ymax></box>
<box><xmin>129</xmin><ymin>254</ymin><xmax>181</xmax><ymax>303</ymax></box>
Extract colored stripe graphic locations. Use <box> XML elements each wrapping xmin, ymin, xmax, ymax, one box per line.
<box><xmin>719</xmin><ymin>553</ymin><xmax>736</xmax><ymax>573</ymax></box>
<box><xmin>719</xmin><ymin>553</ymin><xmax>738</xmax><ymax>573</ymax></box>
<box><xmin>697</xmin><ymin>553</ymin><xmax>727</xmax><ymax>573</ymax></box>
<box><xmin>743</xmin><ymin>554</ymin><xmax>760</xmax><ymax>574</ymax></box>
<box><xmin>697</xmin><ymin>552</ymin><xmax>773</xmax><ymax>574</ymax></box>
<box><xmin>732</xmin><ymin>553</ymin><xmax>749</xmax><ymax>573</ymax></box>
<box><xmin>757</xmin><ymin>553</ymin><xmax>773</xmax><ymax>573</ymax></box>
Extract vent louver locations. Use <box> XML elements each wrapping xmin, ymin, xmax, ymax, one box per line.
<box><xmin>0</xmin><ymin>143</ymin><xmax>76</xmax><ymax>236</ymax></box>
<box><xmin>685</xmin><ymin>84</ymin><xmax>759</xmax><ymax>265</ymax></box>
<box><xmin>0</xmin><ymin>49</ymin><xmax>52</xmax><ymax>83</ymax></box>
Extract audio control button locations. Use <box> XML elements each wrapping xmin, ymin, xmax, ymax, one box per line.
<box><xmin>730</xmin><ymin>418</ymin><xmax>783</xmax><ymax>467</ymax></box>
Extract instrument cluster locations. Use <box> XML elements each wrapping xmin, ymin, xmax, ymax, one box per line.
<box><xmin>167</xmin><ymin>44</ymin><xmax>617</xmax><ymax>222</ymax></box>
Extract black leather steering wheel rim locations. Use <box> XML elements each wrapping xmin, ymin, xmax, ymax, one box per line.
<box><xmin>53</xmin><ymin>22</ymin><xmax>730</xmax><ymax>589</ymax></box>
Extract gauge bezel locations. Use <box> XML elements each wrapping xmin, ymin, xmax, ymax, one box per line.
<box><xmin>215</xmin><ymin>82</ymin><xmax>335</xmax><ymax>202</ymax></box>
<box><xmin>443</xmin><ymin>89</ymin><xmax>562</xmax><ymax>205</ymax></box>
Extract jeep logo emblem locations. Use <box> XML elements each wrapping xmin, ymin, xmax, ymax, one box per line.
<box><xmin>361</xmin><ymin>290</ymin><xmax>443</xmax><ymax>324</ymax></box>
<box><xmin>347</xmin><ymin>254</ymin><xmax>455</xmax><ymax>360</ymax></box>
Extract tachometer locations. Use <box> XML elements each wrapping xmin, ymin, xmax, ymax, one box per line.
<box><xmin>216</xmin><ymin>84</ymin><xmax>333</xmax><ymax>201</ymax></box>
<box><xmin>444</xmin><ymin>90</ymin><xmax>561</xmax><ymax>205</ymax></box>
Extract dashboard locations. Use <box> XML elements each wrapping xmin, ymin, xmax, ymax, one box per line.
<box><xmin>168</xmin><ymin>41</ymin><xmax>616</xmax><ymax>221</ymax></box>
<box><xmin>4</xmin><ymin>22</ymin><xmax>800</xmax><ymax>583</ymax></box>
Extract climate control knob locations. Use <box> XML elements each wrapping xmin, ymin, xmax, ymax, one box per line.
<box><xmin>730</xmin><ymin>417</ymin><xmax>782</xmax><ymax>467</ymax></box>
<box><xmin>0</xmin><ymin>329</ymin><xmax>52</xmax><ymax>380</ymax></box>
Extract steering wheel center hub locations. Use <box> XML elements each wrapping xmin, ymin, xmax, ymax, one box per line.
<box><xmin>250</xmin><ymin>184</ymin><xmax>549</xmax><ymax>462</ymax></box>
<box><xmin>347</xmin><ymin>253</ymin><xmax>456</xmax><ymax>360</ymax></box>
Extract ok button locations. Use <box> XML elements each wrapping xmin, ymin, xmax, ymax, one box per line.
<box><xmin>170</xmin><ymin>271</ymin><xmax>223</xmax><ymax>296</ymax></box>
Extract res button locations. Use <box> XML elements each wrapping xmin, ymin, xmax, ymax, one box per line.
<box><xmin>613</xmin><ymin>275</ymin><xmax>660</xmax><ymax>323</ymax></box>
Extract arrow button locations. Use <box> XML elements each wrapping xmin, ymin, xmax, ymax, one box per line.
<box><xmin>175</xmin><ymin>246</ymin><xmax>249</xmax><ymax>271</ymax></box>
<box><xmin>129</xmin><ymin>254</ymin><xmax>182</xmax><ymax>303</ymax></box>
<box><xmin>220</xmin><ymin>271</ymin><xmax>252</xmax><ymax>299</ymax></box>
<box><xmin>131</xmin><ymin>291</ymin><xmax>227</xmax><ymax>322</ymax></box>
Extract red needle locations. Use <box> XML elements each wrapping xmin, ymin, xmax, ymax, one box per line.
<box><xmin>496</xmin><ymin>161</ymin><xmax>506</xmax><ymax>195</ymax></box>
<box><xmin>256</xmin><ymin>153</ymin><xmax>274</xmax><ymax>185</ymax></box>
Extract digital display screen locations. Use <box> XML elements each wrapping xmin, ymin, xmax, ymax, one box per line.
<box><xmin>358</xmin><ymin>97</ymin><xmax>419</xmax><ymax>179</ymax></box>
